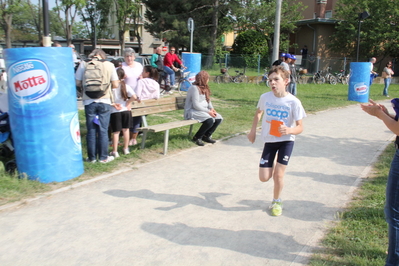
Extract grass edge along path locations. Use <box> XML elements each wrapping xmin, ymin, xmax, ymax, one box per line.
<box><xmin>309</xmin><ymin>140</ymin><xmax>395</xmax><ymax>266</ymax></box>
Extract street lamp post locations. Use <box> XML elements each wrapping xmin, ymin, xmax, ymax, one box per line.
<box><xmin>356</xmin><ymin>11</ymin><xmax>370</xmax><ymax>62</ymax></box>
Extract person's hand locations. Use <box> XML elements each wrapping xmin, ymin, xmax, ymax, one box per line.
<box><xmin>279</xmin><ymin>125</ymin><xmax>291</xmax><ymax>135</ymax></box>
<box><xmin>209</xmin><ymin>108</ymin><xmax>217</xmax><ymax>117</ymax></box>
<box><xmin>113</xmin><ymin>103</ymin><xmax>122</xmax><ymax>110</ymax></box>
<box><xmin>126</xmin><ymin>102</ymin><xmax>132</xmax><ymax>110</ymax></box>
<box><xmin>360</xmin><ymin>99</ymin><xmax>384</xmax><ymax>117</ymax></box>
<box><xmin>247</xmin><ymin>130</ymin><xmax>256</xmax><ymax>143</ymax></box>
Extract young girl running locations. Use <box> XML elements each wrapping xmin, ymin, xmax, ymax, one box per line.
<box><xmin>247</xmin><ymin>65</ymin><xmax>306</xmax><ymax>216</ymax></box>
<box><xmin>129</xmin><ymin>65</ymin><xmax>160</xmax><ymax>146</ymax></box>
<box><xmin>110</xmin><ymin>67</ymin><xmax>138</xmax><ymax>157</ymax></box>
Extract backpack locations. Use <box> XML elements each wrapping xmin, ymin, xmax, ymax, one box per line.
<box><xmin>83</xmin><ymin>59</ymin><xmax>109</xmax><ymax>99</ymax></box>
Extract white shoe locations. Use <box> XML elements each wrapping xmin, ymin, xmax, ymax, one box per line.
<box><xmin>171</xmin><ymin>85</ymin><xmax>178</xmax><ymax>89</ymax></box>
<box><xmin>123</xmin><ymin>148</ymin><xmax>130</xmax><ymax>155</ymax></box>
<box><xmin>100</xmin><ymin>156</ymin><xmax>114</xmax><ymax>163</ymax></box>
<box><xmin>109</xmin><ymin>151</ymin><xmax>120</xmax><ymax>158</ymax></box>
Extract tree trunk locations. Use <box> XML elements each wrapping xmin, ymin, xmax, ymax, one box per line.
<box><xmin>205</xmin><ymin>0</ymin><xmax>219</xmax><ymax>68</ymax></box>
<box><xmin>119</xmin><ymin>30</ymin><xmax>125</xmax><ymax>51</ymax></box>
<box><xmin>4</xmin><ymin>13</ymin><xmax>12</xmax><ymax>48</ymax></box>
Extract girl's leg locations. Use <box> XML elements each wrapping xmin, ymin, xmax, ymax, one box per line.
<box><xmin>122</xmin><ymin>128</ymin><xmax>129</xmax><ymax>150</ymax></box>
<box><xmin>112</xmin><ymin>131</ymin><xmax>120</xmax><ymax>153</ymax></box>
<box><xmin>194</xmin><ymin>118</ymin><xmax>214</xmax><ymax>140</ymax></box>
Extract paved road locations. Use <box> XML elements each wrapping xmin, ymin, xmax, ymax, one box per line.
<box><xmin>0</xmin><ymin>100</ymin><xmax>394</xmax><ymax>265</ymax></box>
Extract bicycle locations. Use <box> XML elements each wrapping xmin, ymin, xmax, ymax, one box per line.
<box><xmin>232</xmin><ymin>68</ymin><xmax>249</xmax><ymax>83</ymax></box>
<box><xmin>159</xmin><ymin>70</ymin><xmax>172</xmax><ymax>95</ymax></box>
<box><xmin>324</xmin><ymin>67</ymin><xmax>337</xmax><ymax>85</ymax></box>
<box><xmin>214</xmin><ymin>68</ymin><xmax>233</xmax><ymax>84</ymax></box>
<box><xmin>256</xmin><ymin>68</ymin><xmax>270</xmax><ymax>87</ymax></box>
<box><xmin>175</xmin><ymin>68</ymin><xmax>191</xmax><ymax>96</ymax></box>
<box><xmin>312</xmin><ymin>71</ymin><xmax>326</xmax><ymax>84</ymax></box>
<box><xmin>335</xmin><ymin>70</ymin><xmax>349</xmax><ymax>85</ymax></box>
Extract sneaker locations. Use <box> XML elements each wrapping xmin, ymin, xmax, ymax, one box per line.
<box><xmin>85</xmin><ymin>158</ymin><xmax>96</xmax><ymax>163</ymax></box>
<box><xmin>192</xmin><ymin>137</ymin><xmax>205</xmax><ymax>146</ymax></box>
<box><xmin>129</xmin><ymin>139</ymin><xmax>137</xmax><ymax>146</ymax></box>
<box><xmin>270</xmin><ymin>201</ymin><xmax>283</xmax><ymax>216</ymax></box>
<box><xmin>123</xmin><ymin>148</ymin><xmax>130</xmax><ymax>155</ymax></box>
<box><xmin>109</xmin><ymin>151</ymin><xmax>120</xmax><ymax>158</ymax></box>
<box><xmin>202</xmin><ymin>136</ymin><xmax>216</xmax><ymax>144</ymax></box>
<box><xmin>99</xmin><ymin>156</ymin><xmax>114</xmax><ymax>163</ymax></box>
<box><xmin>171</xmin><ymin>84</ymin><xmax>178</xmax><ymax>89</ymax></box>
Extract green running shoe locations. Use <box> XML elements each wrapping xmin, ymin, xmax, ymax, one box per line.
<box><xmin>270</xmin><ymin>201</ymin><xmax>283</xmax><ymax>216</ymax></box>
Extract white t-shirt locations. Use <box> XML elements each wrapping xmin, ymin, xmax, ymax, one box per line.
<box><xmin>122</xmin><ymin>62</ymin><xmax>143</xmax><ymax>91</ymax></box>
<box><xmin>111</xmin><ymin>83</ymin><xmax>136</xmax><ymax>113</ymax></box>
<box><xmin>257</xmin><ymin>91</ymin><xmax>306</xmax><ymax>143</ymax></box>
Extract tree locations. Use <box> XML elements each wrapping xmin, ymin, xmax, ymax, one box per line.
<box><xmin>54</xmin><ymin>0</ymin><xmax>86</xmax><ymax>45</ymax></box>
<box><xmin>232</xmin><ymin>0</ymin><xmax>304</xmax><ymax>59</ymax></box>
<box><xmin>231</xmin><ymin>30</ymin><xmax>268</xmax><ymax>68</ymax></box>
<box><xmin>113</xmin><ymin>0</ymin><xmax>141</xmax><ymax>52</ymax></box>
<box><xmin>143</xmin><ymin>0</ymin><xmax>234</xmax><ymax>55</ymax></box>
<box><xmin>330</xmin><ymin>0</ymin><xmax>399</xmax><ymax>60</ymax></box>
<box><xmin>80</xmin><ymin>0</ymin><xmax>112</xmax><ymax>47</ymax></box>
<box><xmin>0</xmin><ymin>0</ymin><xmax>22</xmax><ymax>48</ymax></box>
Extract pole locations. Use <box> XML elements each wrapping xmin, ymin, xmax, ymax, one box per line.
<box><xmin>356</xmin><ymin>19</ymin><xmax>361</xmax><ymax>62</ymax></box>
<box><xmin>272</xmin><ymin>0</ymin><xmax>282</xmax><ymax>64</ymax></box>
<box><xmin>42</xmin><ymin>0</ymin><xmax>51</xmax><ymax>47</ymax></box>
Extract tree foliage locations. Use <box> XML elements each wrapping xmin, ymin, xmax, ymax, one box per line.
<box><xmin>331</xmin><ymin>0</ymin><xmax>399</xmax><ymax>60</ymax></box>
<box><xmin>54</xmin><ymin>0</ymin><xmax>86</xmax><ymax>45</ymax></box>
<box><xmin>79</xmin><ymin>0</ymin><xmax>112</xmax><ymax>46</ymax></box>
<box><xmin>232</xmin><ymin>0</ymin><xmax>304</xmax><ymax>58</ymax></box>
<box><xmin>143</xmin><ymin>0</ymin><xmax>235</xmax><ymax>55</ymax></box>
<box><xmin>113</xmin><ymin>0</ymin><xmax>141</xmax><ymax>51</ymax></box>
<box><xmin>0</xmin><ymin>0</ymin><xmax>23</xmax><ymax>47</ymax></box>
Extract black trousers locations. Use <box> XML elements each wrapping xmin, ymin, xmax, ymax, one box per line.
<box><xmin>194</xmin><ymin>118</ymin><xmax>222</xmax><ymax>139</ymax></box>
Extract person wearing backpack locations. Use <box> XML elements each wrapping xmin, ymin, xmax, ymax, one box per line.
<box><xmin>75</xmin><ymin>48</ymin><xmax>119</xmax><ymax>163</ymax></box>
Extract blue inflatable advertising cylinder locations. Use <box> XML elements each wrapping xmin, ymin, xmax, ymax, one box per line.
<box><xmin>181</xmin><ymin>52</ymin><xmax>201</xmax><ymax>91</ymax></box>
<box><xmin>348</xmin><ymin>62</ymin><xmax>371</xmax><ymax>103</ymax></box>
<box><xmin>4</xmin><ymin>47</ymin><xmax>84</xmax><ymax>183</ymax></box>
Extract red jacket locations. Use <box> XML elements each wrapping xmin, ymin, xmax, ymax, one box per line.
<box><xmin>163</xmin><ymin>52</ymin><xmax>182</xmax><ymax>68</ymax></box>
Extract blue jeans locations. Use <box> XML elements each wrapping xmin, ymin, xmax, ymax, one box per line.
<box><xmin>164</xmin><ymin>66</ymin><xmax>175</xmax><ymax>86</ymax></box>
<box><xmin>288</xmin><ymin>82</ymin><xmax>297</xmax><ymax>96</ymax></box>
<box><xmin>384</xmin><ymin>78</ymin><xmax>392</xmax><ymax>96</ymax></box>
<box><xmin>385</xmin><ymin>149</ymin><xmax>399</xmax><ymax>265</ymax></box>
<box><xmin>84</xmin><ymin>102</ymin><xmax>111</xmax><ymax>161</ymax></box>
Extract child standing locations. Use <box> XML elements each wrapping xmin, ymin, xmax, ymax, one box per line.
<box><xmin>129</xmin><ymin>66</ymin><xmax>160</xmax><ymax>145</ymax></box>
<box><xmin>247</xmin><ymin>66</ymin><xmax>306</xmax><ymax>216</ymax></box>
<box><xmin>110</xmin><ymin>68</ymin><xmax>138</xmax><ymax>157</ymax></box>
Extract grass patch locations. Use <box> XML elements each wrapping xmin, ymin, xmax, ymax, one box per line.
<box><xmin>309</xmin><ymin>143</ymin><xmax>395</xmax><ymax>265</ymax></box>
<box><xmin>0</xmin><ymin>82</ymin><xmax>396</xmax><ymax>207</ymax></box>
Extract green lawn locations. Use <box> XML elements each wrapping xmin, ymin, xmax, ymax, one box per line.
<box><xmin>0</xmin><ymin>82</ymin><xmax>398</xmax><ymax>264</ymax></box>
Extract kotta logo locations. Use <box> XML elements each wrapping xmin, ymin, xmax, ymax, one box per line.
<box><xmin>8</xmin><ymin>59</ymin><xmax>51</xmax><ymax>102</ymax></box>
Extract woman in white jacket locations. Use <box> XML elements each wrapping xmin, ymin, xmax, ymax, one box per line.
<box><xmin>130</xmin><ymin>66</ymin><xmax>160</xmax><ymax>145</ymax></box>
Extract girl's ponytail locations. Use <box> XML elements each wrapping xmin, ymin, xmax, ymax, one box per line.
<box><xmin>117</xmin><ymin>68</ymin><xmax>129</xmax><ymax>101</ymax></box>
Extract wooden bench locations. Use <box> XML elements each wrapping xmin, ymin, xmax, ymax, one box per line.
<box><xmin>130</xmin><ymin>96</ymin><xmax>199</xmax><ymax>155</ymax></box>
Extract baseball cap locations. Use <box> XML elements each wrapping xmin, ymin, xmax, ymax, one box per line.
<box><xmin>284</xmin><ymin>53</ymin><xmax>291</xmax><ymax>59</ymax></box>
<box><xmin>291</xmin><ymin>54</ymin><xmax>297</xmax><ymax>60</ymax></box>
<box><xmin>280</xmin><ymin>53</ymin><xmax>286</xmax><ymax>58</ymax></box>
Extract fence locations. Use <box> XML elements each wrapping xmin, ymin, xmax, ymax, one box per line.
<box><xmin>199</xmin><ymin>54</ymin><xmax>362</xmax><ymax>76</ymax></box>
